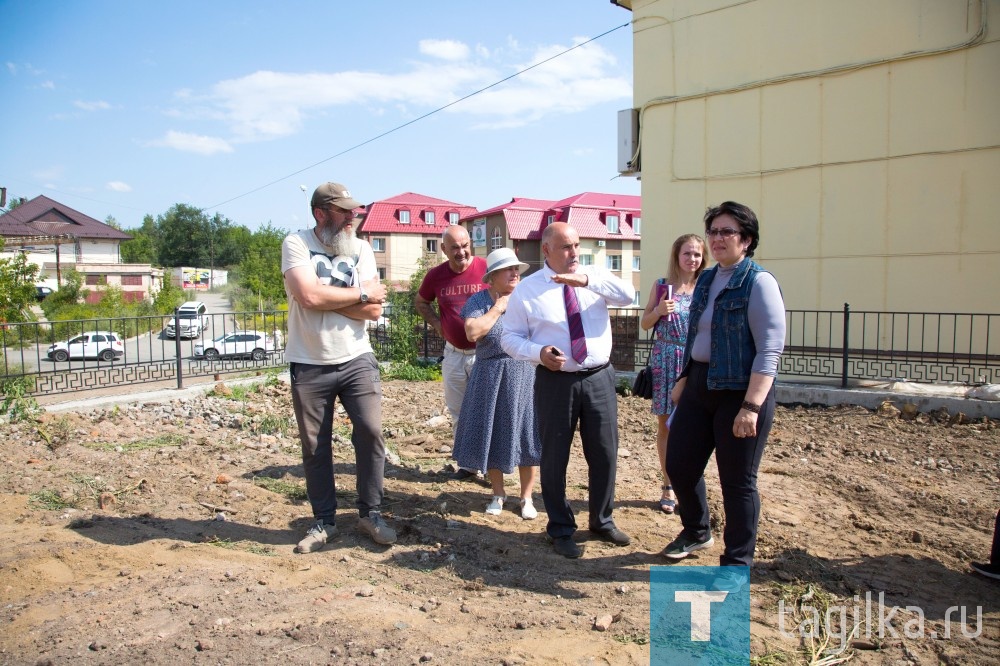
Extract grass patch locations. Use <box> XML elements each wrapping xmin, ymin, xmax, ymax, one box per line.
<box><xmin>253</xmin><ymin>476</ymin><xmax>308</xmax><ymax>500</ymax></box>
<box><xmin>251</xmin><ymin>413</ymin><xmax>295</xmax><ymax>437</ymax></box>
<box><xmin>380</xmin><ymin>362</ymin><xmax>442</xmax><ymax>381</ymax></box>
<box><xmin>613</xmin><ymin>631</ymin><xmax>649</xmax><ymax>645</ymax></box>
<box><xmin>770</xmin><ymin>582</ymin><xmax>858</xmax><ymax>665</ymax></box>
<box><xmin>29</xmin><ymin>489</ymin><xmax>77</xmax><ymax>511</ymax></box>
<box><xmin>83</xmin><ymin>432</ymin><xmax>187</xmax><ymax>452</ymax></box>
<box><xmin>204</xmin><ymin>536</ymin><xmax>276</xmax><ymax>556</ymax></box>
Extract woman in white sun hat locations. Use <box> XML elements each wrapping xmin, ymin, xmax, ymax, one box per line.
<box><xmin>452</xmin><ymin>248</ymin><xmax>542</xmax><ymax>520</ymax></box>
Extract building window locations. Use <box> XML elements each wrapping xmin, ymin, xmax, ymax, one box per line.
<box><xmin>85</xmin><ymin>274</ymin><xmax>105</xmax><ymax>286</ymax></box>
<box><xmin>490</xmin><ymin>227</ymin><xmax>502</xmax><ymax>250</ymax></box>
<box><xmin>122</xmin><ymin>274</ymin><xmax>143</xmax><ymax>286</ymax></box>
<box><xmin>606</xmin><ymin>214</ymin><xmax>620</xmax><ymax>234</ymax></box>
<box><xmin>632</xmin><ymin>216</ymin><xmax>641</xmax><ymax>235</ymax></box>
<box><xmin>448</xmin><ymin>212</ymin><xmax>460</xmax><ymax>225</ymax></box>
<box><xmin>633</xmin><ymin>290</ymin><xmax>641</xmax><ymax>306</ymax></box>
<box><xmin>547</xmin><ymin>214</ymin><xmax>555</xmax><ymax>225</ymax></box>
<box><xmin>424</xmin><ymin>211</ymin><xmax>435</xmax><ymax>225</ymax></box>
<box><xmin>606</xmin><ymin>255</ymin><xmax>621</xmax><ymax>271</ymax></box>
<box><xmin>399</xmin><ymin>210</ymin><xmax>410</xmax><ymax>224</ymax></box>
<box><xmin>579</xmin><ymin>254</ymin><xmax>594</xmax><ymax>266</ymax></box>
<box><xmin>426</xmin><ymin>239</ymin><xmax>438</xmax><ymax>254</ymax></box>
<box><xmin>377</xmin><ymin>267</ymin><xmax>386</xmax><ymax>280</ymax></box>
<box><xmin>371</xmin><ymin>238</ymin><xmax>386</xmax><ymax>252</ymax></box>
<box><xmin>632</xmin><ymin>256</ymin><xmax>641</xmax><ymax>271</ymax></box>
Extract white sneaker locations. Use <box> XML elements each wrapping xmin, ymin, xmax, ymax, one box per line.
<box><xmin>357</xmin><ymin>511</ymin><xmax>396</xmax><ymax>545</ymax></box>
<box><xmin>485</xmin><ymin>496</ymin><xmax>505</xmax><ymax>515</ymax></box>
<box><xmin>295</xmin><ymin>521</ymin><xmax>336</xmax><ymax>553</ymax></box>
<box><xmin>520</xmin><ymin>498</ymin><xmax>538</xmax><ymax>520</ymax></box>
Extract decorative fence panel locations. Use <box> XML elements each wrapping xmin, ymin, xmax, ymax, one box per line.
<box><xmin>3</xmin><ymin>305</ymin><xmax>998</xmax><ymax>398</ymax></box>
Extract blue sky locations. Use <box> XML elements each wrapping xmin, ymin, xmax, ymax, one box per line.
<box><xmin>1</xmin><ymin>1</ymin><xmax>638</xmax><ymax>232</ymax></box>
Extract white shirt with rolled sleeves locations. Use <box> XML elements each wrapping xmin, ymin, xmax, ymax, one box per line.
<box><xmin>501</xmin><ymin>263</ymin><xmax>636</xmax><ymax>371</ymax></box>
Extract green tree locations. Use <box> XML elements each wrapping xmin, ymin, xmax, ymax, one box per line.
<box><xmin>0</xmin><ymin>238</ymin><xmax>39</xmax><ymax>323</ymax></box>
<box><xmin>236</xmin><ymin>223</ymin><xmax>287</xmax><ymax>307</ymax></box>
<box><xmin>215</xmin><ymin>223</ymin><xmax>251</xmax><ymax>266</ymax></box>
<box><xmin>156</xmin><ymin>204</ymin><xmax>212</xmax><ymax>267</ymax></box>
<box><xmin>39</xmin><ymin>269</ymin><xmax>87</xmax><ymax>319</ymax></box>
<box><xmin>121</xmin><ymin>214</ymin><xmax>160</xmax><ymax>264</ymax></box>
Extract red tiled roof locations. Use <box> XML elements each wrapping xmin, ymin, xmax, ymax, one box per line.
<box><xmin>0</xmin><ymin>195</ymin><xmax>132</xmax><ymax>241</ymax></box>
<box><xmin>358</xmin><ymin>192</ymin><xmax>478</xmax><ymax>235</ymax></box>
<box><xmin>464</xmin><ymin>193</ymin><xmax>642</xmax><ymax>241</ymax></box>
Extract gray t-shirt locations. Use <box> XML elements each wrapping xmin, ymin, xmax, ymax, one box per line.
<box><xmin>280</xmin><ymin>229</ymin><xmax>376</xmax><ymax>365</ymax></box>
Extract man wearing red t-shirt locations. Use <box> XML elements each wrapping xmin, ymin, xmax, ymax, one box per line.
<box><xmin>416</xmin><ymin>225</ymin><xmax>487</xmax><ymax>479</ymax></box>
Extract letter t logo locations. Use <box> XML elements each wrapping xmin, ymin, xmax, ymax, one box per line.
<box><xmin>674</xmin><ymin>591</ymin><xmax>729</xmax><ymax>641</ymax></box>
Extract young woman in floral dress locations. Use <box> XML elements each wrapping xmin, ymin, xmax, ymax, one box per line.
<box><xmin>640</xmin><ymin>234</ymin><xmax>706</xmax><ymax>513</ymax></box>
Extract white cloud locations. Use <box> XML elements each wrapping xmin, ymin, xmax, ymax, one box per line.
<box><xmin>40</xmin><ymin>81</ymin><xmax>55</xmax><ymax>89</ymax></box>
<box><xmin>33</xmin><ymin>166</ymin><xmax>63</xmax><ymax>181</ymax></box>
<box><xmin>106</xmin><ymin>181</ymin><xmax>132</xmax><ymax>192</ymax></box>
<box><xmin>74</xmin><ymin>100</ymin><xmax>112</xmax><ymax>111</ymax></box>
<box><xmin>419</xmin><ymin>39</ymin><xmax>470</xmax><ymax>61</ymax></box>
<box><xmin>6</xmin><ymin>62</ymin><xmax>15</xmax><ymax>75</ymax></box>
<box><xmin>164</xmin><ymin>37</ymin><xmax>629</xmax><ymax>145</ymax></box>
<box><xmin>146</xmin><ymin>131</ymin><xmax>233</xmax><ymax>155</ymax></box>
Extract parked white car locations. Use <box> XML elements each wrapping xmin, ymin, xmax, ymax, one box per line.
<box><xmin>164</xmin><ymin>301</ymin><xmax>209</xmax><ymax>339</ymax></box>
<box><xmin>47</xmin><ymin>331</ymin><xmax>124</xmax><ymax>362</ymax></box>
<box><xmin>194</xmin><ymin>330</ymin><xmax>274</xmax><ymax>361</ymax></box>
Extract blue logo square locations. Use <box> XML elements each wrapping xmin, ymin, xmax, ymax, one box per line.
<box><xmin>650</xmin><ymin>566</ymin><xmax>750</xmax><ymax>665</ymax></box>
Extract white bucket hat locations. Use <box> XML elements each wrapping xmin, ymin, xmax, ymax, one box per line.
<box><xmin>483</xmin><ymin>248</ymin><xmax>529</xmax><ymax>283</ymax></box>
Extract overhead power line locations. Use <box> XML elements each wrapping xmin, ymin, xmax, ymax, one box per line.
<box><xmin>203</xmin><ymin>22</ymin><xmax>630</xmax><ymax>212</ymax></box>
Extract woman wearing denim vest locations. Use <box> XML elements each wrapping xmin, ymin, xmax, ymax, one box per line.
<box><xmin>661</xmin><ymin>201</ymin><xmax>785</xmax><ymax>573</ymax></box>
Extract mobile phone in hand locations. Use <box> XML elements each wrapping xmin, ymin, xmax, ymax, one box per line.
<box><xmin>550</xmin><ymin>347</ymin><xmax>564</xmax><ymax>357</ymax></box>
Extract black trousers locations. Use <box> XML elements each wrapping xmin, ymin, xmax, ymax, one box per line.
<box><xmin>666</xmin><ymin>361</ymin><xmax>774</xmax><ymax>566</ymax></box>
<box><xmin>535</xmin><ymin>364</ymin><xmax>619</xmax><ymax>539</ymax></box>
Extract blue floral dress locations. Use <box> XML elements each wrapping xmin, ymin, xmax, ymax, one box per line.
<box><xmin>650</xmin><ymin>282</ymin><xmax>693</xmax><ymax>416</ymax></box>
<box><xmin>452</xmin><ymin>290</ymin><xmax>542</xmax><ymax>474</ymax></box>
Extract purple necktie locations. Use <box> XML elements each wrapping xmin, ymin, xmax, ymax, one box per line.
<box><xmin>563</xmin><ymin>284</ymin><xmax>588</xmax><ymax>364</ymax></box>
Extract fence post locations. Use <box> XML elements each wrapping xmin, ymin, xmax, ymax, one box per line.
<box><xmin>174</xmin><ymin>307</ymin><xmax>184</xmax><ymax>389</ymax></box>
<box><xmin>841</xmin><ymin>302</ymin><xmax>850</xmax><ymax>389</ymax></box>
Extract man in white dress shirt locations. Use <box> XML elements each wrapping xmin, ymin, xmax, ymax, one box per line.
<box><xmin>501</xmin><ymin>222</ymin><xmax>636</xmax><ymax>558</ymax></box>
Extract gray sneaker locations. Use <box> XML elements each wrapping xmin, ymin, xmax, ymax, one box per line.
<box><xmin>358</xmin><ymin>511</ymin><xmax>397</xmax><ymax>545</ymax></box>
<box><xmin>295</xmin><ymin>521</ymin><xmax>336</xmax><ymax>554</ymax></box>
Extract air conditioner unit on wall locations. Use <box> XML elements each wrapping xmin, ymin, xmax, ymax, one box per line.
<box><xmin>597</xmin><ymin>240</ymin><xmax>606</xmax><ymax>247</ymax></box>
<box><xmin>617</xmin><ymin>108</ymin><xmax>639</xmax><ymax>175</ymax></box>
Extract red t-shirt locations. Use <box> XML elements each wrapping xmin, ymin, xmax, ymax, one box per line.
<box><xmin>418</xmin><ymin>256</ymin><xmax>488</xmax><ymax>350</ymax></box>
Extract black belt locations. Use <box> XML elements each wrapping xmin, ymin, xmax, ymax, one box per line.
<box><xmin>541</xmin><ymin>361</ymin><xmax>610</xmax><ymax>376</ymax></box>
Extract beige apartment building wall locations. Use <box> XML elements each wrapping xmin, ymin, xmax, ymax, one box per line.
<box><xmin>627</xmin><ymin>0</ymin><xmax>1000</xmax><ymax>313</ymax></box>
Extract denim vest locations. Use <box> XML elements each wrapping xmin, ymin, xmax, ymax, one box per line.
<box><xmin>681</xmin><ymin>257</ymin><xmax>765</xmax><ymax>390</ymax></box>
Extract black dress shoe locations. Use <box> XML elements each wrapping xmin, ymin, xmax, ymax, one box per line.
<box><xmin>590</xmin><ymin>527</ymin><xmax>632</xmax><ymax>546</ymax></box>
<box><xmin>448</xmin><ymin>468</ymin><xmax>476</xmax><ymax>481</ymax></box>
<box><xmin>552</xmin><ymin>536</ymin><xmax>583</xmax><ymax>559</ymax></box>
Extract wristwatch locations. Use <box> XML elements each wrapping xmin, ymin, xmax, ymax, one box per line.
<box><xmin>359</xmin><ymin>284</ymin><xmax>369</xmax><ymax>303</ymax></box>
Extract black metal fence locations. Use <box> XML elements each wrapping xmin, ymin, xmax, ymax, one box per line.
<box><xmin>3</xmin><ymin>304</ymin><xmax>998</xmax><ymax>398</ymax></box>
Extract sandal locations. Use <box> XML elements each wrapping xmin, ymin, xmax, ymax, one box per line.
<box><xmin>659</xmin><ymin>485</ymin><xmax>677</xmax><ymax>514</ymax></box>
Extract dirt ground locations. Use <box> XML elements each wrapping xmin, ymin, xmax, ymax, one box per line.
<box><xmin>1</xmin><ymin>377</ymin><xmax>998</xmax><ymax>665</ymax></box>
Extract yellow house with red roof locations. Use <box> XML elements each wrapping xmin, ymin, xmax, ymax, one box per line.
<box><xmin>356</xmin><ymin>192</ymin><xmax>478</xmax><ymax>286</ymax></box>
<box><xmin>464</xmin><ymin>192</ymin><xmax>642</xmax><ymax>305</ymax></box>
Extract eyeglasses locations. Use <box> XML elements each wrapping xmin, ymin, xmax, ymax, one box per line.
<box><xmin>327</xmin><ymin>207</ymin><xmax>357</xmax><ymax>219</ymax></box>
<box><xmin>706</xmin><ymin>227</ymin><xmax>740</xmax><ymax>239</ymax></box>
